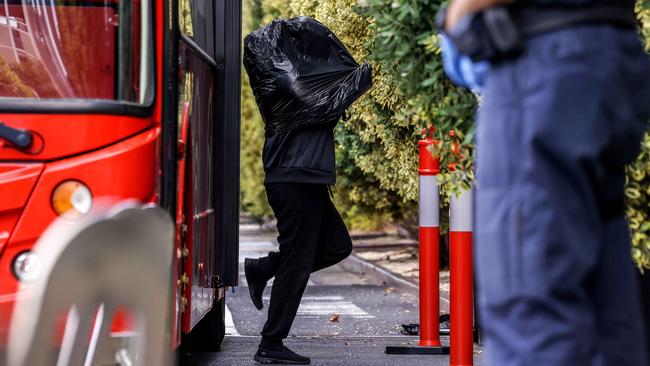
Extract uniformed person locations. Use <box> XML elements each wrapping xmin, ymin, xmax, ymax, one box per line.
<box><xmin>441</xmin><ymin>0</ymin><xmax>650</xmax><ymax>365</ymax></box>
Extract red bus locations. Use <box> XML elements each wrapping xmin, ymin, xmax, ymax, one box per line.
<box><xmin>0</xmin><ymin>0</ymin><xmax>241</xmax><ymax>352</ymax></box>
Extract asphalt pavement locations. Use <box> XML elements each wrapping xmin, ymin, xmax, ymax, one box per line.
<box><xmin>183</xmin><ymin>220</ymin><xmax>484</xmax><ymax>366</ymax></box>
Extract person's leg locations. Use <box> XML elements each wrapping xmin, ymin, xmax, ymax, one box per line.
<box><xmin>476</xmin><ymin>68</ymin><xmax>599</xmax><ymax>366</ymax></box>
<box><xmin>589</xmin><ymin>25</ymin><xmax>650</xmax><ymax>366</ymax></box>
<box><xmin>638</xmin><ymin>270</ymin><xmax>650</xmax><ymax>359</ymax></box>
<box><xmin>590</xmin><ymin>212</ymin><xmax>648</xmax><ymax>366</ymax></box>
<box><xmin>475</xmin><ymin>25</ymin><xmax>648</xmax><ymax>366</ymax></box>
<box><xmin>588</xmin><ymin>27</ymin><xmax>650</xmax><ymax>365</ymax></box>
<box><xmin>249</xmin><ymin>192</ymin><xmax>351</xmax><ymax>279</ymax></box>
<box><xmin>245</xmin><ymin>188</ymin><xmax>350</xmax><ymax>315</ymax></box>
<box><xmin>260</xmin><ymin>183</ymin><xmax>327</xmax><ymax>346</ymax></box>
<box><xmin>311</xmin><ymin>193</ymin><xmax>353</xmax><ymax>273</ymax></box>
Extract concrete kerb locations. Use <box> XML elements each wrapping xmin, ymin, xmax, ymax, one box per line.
<box><xmin>339</xmin><ymin>253</ymin><xmax>450</xmax><ymax>314</ymax></box>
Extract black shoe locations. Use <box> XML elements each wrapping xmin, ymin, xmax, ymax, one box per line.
<box><xmin>254</xmin><ymin>345</ymin><xmax>311</xmax><ymax>365</ymax></box>
<box><xmin>245</xmin><ymin>258</ymin><xmax>266</xmax><ymax>310</ymax></box>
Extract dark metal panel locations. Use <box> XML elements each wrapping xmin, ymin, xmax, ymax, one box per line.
<box><xmin>213</xmin><ymin>0</ymin><xmax>241</xmax><ymax>287</ymax></box>
<box><xmin>178</xmin><ymin>42</ymin><xmax>218</xmax><ymax>325</ymax></box>
<box><xmin>205</xmin><ymin>0</ymin><xmax>215</xmax><ymax>58</ymax></box>
<box><xmin>180</xmin><ymin>34</ymin><xmax>218</xmax><ymax>68</ymax></box>
<box><xmin>160</xmin><ymin>0</ymin><xmax>179</xmax><ymax>217</ymax></box>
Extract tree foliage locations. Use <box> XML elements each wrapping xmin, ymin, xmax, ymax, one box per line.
<box><xmin>240</xmin><ymin>0</ymin><xmax>650</xmax><ymax>270</ymax></box>
<box><xmin>240</xmin><ymin>0</ymin><xmax>272</xmax><ymax>217</ymax></box>
<box><xmin>240</xmin><ymin>0</ymin><xmax>476</xmax><ymax>229</ymax></box>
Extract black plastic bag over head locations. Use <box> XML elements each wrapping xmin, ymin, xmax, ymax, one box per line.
<box><xmin>243</xmin><ymin>16</ymin><xmax>372</xmax><ymax>137</ymax></box>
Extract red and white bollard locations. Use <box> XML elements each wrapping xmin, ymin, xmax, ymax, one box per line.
<box><xmin>386</xmin><ymin>136</ymin><xmax>449</xmax><ymax>355</ymax></box>
<box><xmin>418</xmin><ymin>138</ymin><xmax>443</xmax><ymax>349</ymax></box>
<box><xmin>450</xmin><ymin>188</ymin><xmax>474</xmax><ymax>366</ymax></box>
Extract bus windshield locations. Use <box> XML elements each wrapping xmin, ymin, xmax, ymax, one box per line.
<box><xmin>0</xmin><ymin>0</ymin><xmax>152</xmax><ymax>105</ymax></box>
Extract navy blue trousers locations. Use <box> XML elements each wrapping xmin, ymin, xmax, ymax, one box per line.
<box><xmin>476</xmin><ymin>25</ymin><xmax>650</xmax><ymax>366</ymax></box>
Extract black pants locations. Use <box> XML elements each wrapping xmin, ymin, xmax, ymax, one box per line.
<box><xmin>259</xmin><ymin>183</ymin><xmax>352</xmax><ymax>344</ymax></box>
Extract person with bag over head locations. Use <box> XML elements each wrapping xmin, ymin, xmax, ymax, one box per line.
<box><xmin>242</xmin><ymin>16</ymin><xmax>372</xmax><ymax>365</ymax></box>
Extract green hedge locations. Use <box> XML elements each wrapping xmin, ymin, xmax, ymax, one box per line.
<box><xmin>241</xmin><ymin>0</ymin><xmax>476</xmax><ymax>230</ymax></box>
<box><xmin>240</xmin><ymin>0</ymin><xmax>650</xmax><ymax>269</ymax></box>
<box><xmin>240</xmin><ymin>0</ymin><xmax>272</xmax><ymax>218</ymax></box>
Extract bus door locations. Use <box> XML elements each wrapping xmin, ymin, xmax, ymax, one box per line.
<box><xmin>161</xmin><ymin>0</ymin><xmax>240</xmax><ymax>347</ymax></box>
<box><xmin>176</xmin><ymin>0</ymin><xmax>218</xmax><ymax>334</ymax></box>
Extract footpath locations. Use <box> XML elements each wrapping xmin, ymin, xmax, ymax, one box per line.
<box><xmin>340</xmin><ymin>229</ymin><xmax>451</xmax><ymax>314</ymax></box>
<box><xmin>181</xmin><ymin>215</ymin><xmax>483</xmax><ymax>366</ymax></box>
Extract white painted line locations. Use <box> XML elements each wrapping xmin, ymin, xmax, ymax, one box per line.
<box><xmin>239</xmin><ymin>224</ymin><xmax>262</xmax><ymax>231</ymax></box>
<box><xmin>260</xmin><ymin>295</ymin><xmax>374</xmax><ymax>318</ymax></box>
<box><xmin>239</xmin><ymin>241</ymin><xmax>277</xmax><ymax>251</ymax></box>
<box><xmin>224</xmin><ymin>304</ymin><xmax>239</xmax><ymax>336</ymax></box>
<box><xmin>226</xmin><ymin>334</ymin><xmax>433</xmax><ymax>339</ymax></box>
<box><xmin>263</xmin><ymin>295</ymin><xmax>344</xmax><ymax>301</ymax></box>
<box><xmin>298</xmin><ymin>301</ymin><xmax>374</xmax><ymax>319</ymax></box>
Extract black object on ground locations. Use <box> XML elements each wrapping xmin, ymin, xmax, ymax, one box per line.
<box><xmin>385</xmin><ymin>345</ymin><xmax>450</xmax><ymax>355</ymax></box>
<box><xmin>400</xmin><ymin>314</ymin><xmax>451</xmax><ymax>336</ymax></box>
<box><xmin>388</xmin><ymin>316</ymin><xmax>450</xmax><ymax>355</ymax></box>
<box><xmin>243</xmin><ymin>16</ymin><xmax>372</xmax><ymax>137</ymax></box>
<box><xmin>400</xmin><ymin>323</ymin><xmax>419</xmax><ymax>336</ymax></box>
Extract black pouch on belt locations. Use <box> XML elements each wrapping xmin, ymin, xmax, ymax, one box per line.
<box><xmin>438</xmin><ymin>4</ymin><xmax>638</xmax><ymax>63</ymax></box>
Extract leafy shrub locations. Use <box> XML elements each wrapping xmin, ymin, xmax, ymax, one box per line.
<box><xmin>241</xmin><ymin>0</ymin><xmax>476</xmax><ymax>231</ymax></box>
<box><xmin>240</xmin><ymin>0</ymin><xmax>272</xmax><ymax>218</ymax></box>
<box><xmin>240</xmin><ymin>0</ymin><xmax>650</xmax><ymax>271</ymax></box>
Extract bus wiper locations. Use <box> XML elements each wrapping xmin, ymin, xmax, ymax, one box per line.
<box><xmin>0</xmin><ymin>122</ymin><xmax>33</xmax><ymax>150</ymax></box>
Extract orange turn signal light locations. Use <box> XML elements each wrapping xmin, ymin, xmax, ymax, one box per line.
<box><xmin>51</xmin><ymin>181</ymin><xmax>92</xmax><ymax>219</ymax></box>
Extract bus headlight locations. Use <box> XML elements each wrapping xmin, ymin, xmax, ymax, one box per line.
<box><xmin>52</xmin><ymin>181</ymin><xmax>93</xmax><ymax>219</ymax></box>
<box><xmin>13</xmin><ymin>251</ymin><xmax>39</xmax><ymax>282</ymax></box>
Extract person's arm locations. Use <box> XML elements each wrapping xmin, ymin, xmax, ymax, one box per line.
<box><xmin>445</xmin><ymin>0</ymin><xmax>515</xmax><ymax>31</ymax></box>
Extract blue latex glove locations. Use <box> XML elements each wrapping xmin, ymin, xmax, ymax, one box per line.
<box><xmin>439</xmin><ymin>34</ymin><xmax>490</xmax><ymax>94</ymax></box>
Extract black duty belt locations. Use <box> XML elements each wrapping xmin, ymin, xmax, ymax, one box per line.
<box><xmin>441</xmin><ymin>4</ymin><xmax>638</xmax><ymax>62</ymax></box>
<box><xmin>515</xmin><ymin>5</ymin><xmax>637</xmax><ymax>37</ymax></box>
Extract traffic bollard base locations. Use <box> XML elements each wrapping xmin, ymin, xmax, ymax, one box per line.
<box><xmin>385</xmin><ymin>345</ymin><xmax>450</xmax><ymax>355</ymax></box>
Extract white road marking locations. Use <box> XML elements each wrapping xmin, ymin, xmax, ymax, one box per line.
<box><xmin>297</xmin><ymin>302</ymin><xmax>373</xmax><ymax>318</ymax></box>
<box><xmin>224</xmin><ymin>304</ymin><xmax>239</xmax><ymax>336</ymax></box>
<box><xmin>239</xmin><ymin>241</ymin><xmax>277</xmax><ymax>252</ymax></box>
<box><xmin>301</xmin><ymin>295</ymin><xmax>344</xmax><ymax>301</ymax></box>
<box><xmin>261</xmin><ymin>294</ymin><xmax>374</xmax><ymax>319</ymax></box>
<box><xmin>239</xmin><ymin>224</ymin><xmax>262</xmax><ymax>231</ymax></box>
<box><xmin>226</xmin><ymin>335</ymin><xmax>425</xmax><ymax>338</ymax></box>
<box><xmin>263</xmin><ymin>295</ymin><xmax>344</xmax><ymax>301</ymax></box>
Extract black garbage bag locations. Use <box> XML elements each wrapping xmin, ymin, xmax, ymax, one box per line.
<box><xmin>243</xmin><ymin>16</ymin><xmax>372</xmax><ymax>137</ymax></box>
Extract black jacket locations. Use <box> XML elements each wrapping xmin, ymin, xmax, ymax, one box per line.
<box><xmin>262</xmin><ymin>123</ymin><xmax>336</xmax><ymax>185</ymax></box>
